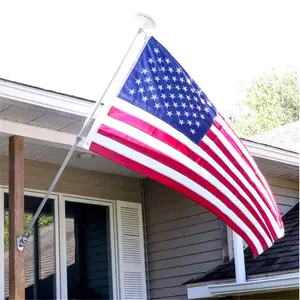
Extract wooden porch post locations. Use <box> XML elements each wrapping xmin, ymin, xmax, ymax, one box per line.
<box><xmin>9</xmin><ymin>136</ymin><xmax>25</xmax><ymax>300</ymax></box>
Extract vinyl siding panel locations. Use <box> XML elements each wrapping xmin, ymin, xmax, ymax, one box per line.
<box><xmin>0</xmin><ymin>154</ymin><xmax>142</xmax><ymax>203</ymax></box>
<box><xmin>144</xmin><ymin>179</ymin><xmax>223</xmax><ymax>300</ymax></box>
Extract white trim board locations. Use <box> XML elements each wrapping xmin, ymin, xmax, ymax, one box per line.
<box><xmin>186</xmin><ymin>272</ymin><xmax>299</xmax><ymax>299</ymax></box>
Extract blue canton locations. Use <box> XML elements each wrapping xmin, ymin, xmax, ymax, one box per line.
<box><xmin>118</xmin><ymin>36</ymin><xmax>217</xmax><ymax>144</ymax></box>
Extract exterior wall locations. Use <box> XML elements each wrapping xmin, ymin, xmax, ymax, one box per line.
<box><xmin>0</xmin><ymin>154</ymin><xmax>142</xmax><ymax>203</ymax></box>
<box><xmin>143</xmin><ymin>176</ymin><xmax>299</xmax><ymax>300</ymax></box>
<box><xmin>144</xmin><ymin>179</ymin><xmax>223</xmax><ymax>300</ymax></box>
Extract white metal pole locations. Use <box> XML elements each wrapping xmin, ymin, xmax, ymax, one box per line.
<box><xmin>17</xmin><ymin>17</ymin><xmax>154</xmax><ymax>251</ymax></box>
<box><xmin>233</xmin><ymin>231</ymin><xmax>246</xmax><ymax>283</ymax></box>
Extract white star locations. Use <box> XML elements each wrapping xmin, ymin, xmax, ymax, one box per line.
<box><xmin>168</xmin><ymin>67</ymin><xmax>173</xmax><ymax>73</ymax></box>
<box><xmin>207</xmin><ymin>101</ymin><xmax>212</xmax><ymax>107</ymax></box>
<box><xmin>173</xmin><ymin>102</ymin><xmax>178</xmax><ymax>108</ymax></box>
<box><xmin>154</xmin><ymin>103</ymin><xmax>161</xmax><ymax>109</ymax></box>
<box><xmin>151</xmin><ymin>94</ymin><xmax>158</xmax><ymax>100</ymax></box>
<box><xmin>135</xmin><ymin>78</ymin><xmax>142</xmax><ymax>85</ymax></box>
<box><xmin>152</xmin><ymin>67</ymin><xmax>157</xmax><ymax>73</ymax></box>
<box><xmin>166</xmin><ymin>84</ymin><xmax>172</xmax><ymax>90</ymax></box>
<box><xmin>179</xmin><ymin>119</ymin><xmax>184</xmax><ymax>125</ymax></box>
<box><xmin>197</xmin><ymin>90</ymin><xmax>202</xmax><ymax>96</ymax></box>
<box><xmin>142</xmin><ymin>96</ymin><xmax>148</xmax><ymax>102</ymax></box>
<box><xmin>158</xmin><ymin>85</ymin><xmax>163</xmax><ymax>91</ymax></box>
<box><xmin>181</xmin><ymin>102</ymin><xmax>187</xmax><ymax>108</ymax></box>
<box><xmin>148</xmin><ymin>57</ymin><xmax>155</xmax><ymax>64</ymax></box>
<box><xmin>179</xmin><ymin>77</ymin><xmax>185</xmax><ymax>83</ymax></box>
<box><xmin>194</xmin><ymin>96</ymin><xmax>199</xmax><ymax>102</ymax></box>
<box><xmin>190</xmin><ymin>87</ymin><xmax>195</xmax><ymax>93</ymax></box>
<box><xmin>176</xmin><ymin>111</ymin><xmax>181</xmax><ymax>116</ymax></box>
<box><xmin>195</xmin><ymin>121</ymin><xmax>201</xmax><ymax>127</ymax></box>
<box><xmin>129</xmin><ymin>89</ymin><xmax>135</xmax><ymax>95</ymax></box>
<box><xmin>186</xmin><ymin>78</ymin><xmax>191</xmax><ymax>85</ymax></box>
<box><xmin>196</xmin><ymin>105</ymin><xmax>202</xmax><ymax>111</ymax></box>
<box><xmin>200</xmin><ymin>114</ymin><xmax>205</xmax><ymax>119</ymax></box>
<box><xmin>176</xmin><ymin>67</ymin><xmax>182</xmax><ymax>74</ymax></box>
<box><xmin>138</xmin><ymin>87</ymin><xmax>145</xmax><ymax>93</ymax></box>
<box><xmin>170</xmin><ymin>93</ymin><xmax>175</xmax><ymax>99</ymax></box>
<box><xmin>161</xmin><ymin>93</ymin><xmax>167</xmax><ymax>99</ymax></box>
<box><xmin>192</xmin><ymin>112</ymin><xmax>197</xmax><ymax>118</ymax></box>
<box><xmin>175</xmin><ymin>85</ymin><xmax>180</xmax><ymax>90</ymax></box>
<box><xmin>184</xmin><ymin>111</ymin><xmax>190</xmax><ymax>117</ymax></box>
<box><xmin>187</xmin><ymin>120</ymin><xmax>193</xmax><ymax>126</ymax></box>
<box><xmin>167</xmin><ymin>111</ymin><xmax>173</xmax><ymax>117</ymax></box>
<box><xmin>204</xmin><ymin>107</ymin><xmax>210</xmax><ymax>113</ymax></box>
<box><xmin>141</xmin><ymin>68</ymin><xmax>148</xmax><ymax>75</ymax></box>
<box><xmin>163</xmin><ymin>75</ymin><xmax>169</xmax><ymax>81</ymax></box>
<box><xmin>201</xmin><ymin>98</ymin><xmax>206</xmax><ymax>104</ymax></box>
<box><xmin>154</xmin><ymin>48</ymin><xmax>160</xmax><ymax>54</ymax></box>
<box><xmin>165</xmin><ymin>58</ymin><xmax>171</xmax><ymax>64</ymax></box>
<box><xmin>145</xmin><ymin>77</ymin><xmax>152</xmax><ymax>83</ymax></box>
<box><xmin>160</xmin><ymin>66</ymin><xmax>166</xmax><ymax>72</ymax></box>
<box><xmin>186</xmin><ymin>95</ymin><xmax>191</xmax><ymax>101</ymax></box>
<box><xmin>154</xmin><ymin>76</ymin><xmax>160</xmax><ymax>82</ymax></box>
<box><xmin>157</xmin><ymin>57</ymin><xmax>163</xmax><ymax>63</ymax></box>
<box><xmin>190</xmin><ymin>128</ymin><xmax>196</xmax><ymax>134</ymax></box>
<box><xmin>172</xmin><ymin>76</ymin><xmax>177</xmax><ymax>82</ymax></box>
<box><xmin>183</xmin><ymin>86</ymin><xmax>188</xmax><ymax>92</ymax></box>
<box><xmin>189</xmin><ymin>103</ymin><xmax>194</xmax><ymax>109</ymax></box>
<box><xmin>179</xmin><ymin>94</ymin><xmax>184</xmax><ymax>100</ymax></box>
<box><xmin>148</xmin><ymin>86</ymin><xmax>155</xmax><ymax>92</ymax></box>
<box><xmin>164</xmin><ymin>102</ymin><xmax>170</xmax><ymax>108</ymax></box>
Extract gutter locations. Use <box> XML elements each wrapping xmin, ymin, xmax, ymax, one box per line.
<box><xmin>186</xmin><ymin>272</ymin><xmax>299</xmax><ymax>299</ymax></box>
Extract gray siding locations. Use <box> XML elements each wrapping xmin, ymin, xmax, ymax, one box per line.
<box><xmin>144</xmin><ymin>179</ymin><xmax>223</xmax><ymax>300</ymax></box>
<box><xmin>0</xmin><ymin>154</ymin><xmax>142</xmax><ymax>203</ymax></box>
<box><xmin>143</xmin><ymin>176</ymin><xmax>299</xmax><ymax>300</ymax></box>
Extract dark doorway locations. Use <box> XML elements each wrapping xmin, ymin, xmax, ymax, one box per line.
<box><xmin>65</xmin><ymin>201</ymin><xmax>112</xmax><ymax>300</ymax></box>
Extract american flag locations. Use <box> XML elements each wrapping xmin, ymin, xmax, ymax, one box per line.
<box><xmin>84</xmin><ymin>36</ymin><xmax>284</xmax><ymax>257</ymax></box>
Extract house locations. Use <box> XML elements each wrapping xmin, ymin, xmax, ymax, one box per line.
<box><xmin>0</xmin><ymin>77</ymin><xmax>299</xmax><ymax>300</ymax></box>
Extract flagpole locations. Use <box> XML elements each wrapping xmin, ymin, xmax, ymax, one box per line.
<box><xmin>17</xmin><ymin>15</ymin><xmax>156</xmax><ymax>251</ymax></box>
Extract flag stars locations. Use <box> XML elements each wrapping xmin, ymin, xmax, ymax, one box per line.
<box><xmin>158</xmin><ymin>85</ymin><xmax>163</xmax><ymax>91</ymax></box>
<box><xmin>196</xmin><ymin>105</ymin><xmax>202</xmax><ymax>111</ymax></box>
<box><xmin>183</xmin><ymin>86</ymin><xmax>188</xmax><ymax>92</ymax></box>
<box><xmin>154</xmin><ymin>76</ymin><xmax>160</xmax><ymax>82</ymax></box>
<box><xmin>142</xmin><ymin>96</ymin><xmax>148</xmax><ymax>102</ymax></box>
<box><xmin>173</xmin><ymin>102</ymin><xmax>178</xmax><ymax>108</ymax></box>
<box><xmin>189</xmin><ymin>103</ymin><xmax>194</xmax><ymax>109</ymax></box>
<box><xmin>204</xmin><ymin>107</ymin><xmax>210</xmax><ymax>113</ymax></box>
<box><xmin>154</xmin><ymin>48</ymin><xmax>159</xmax><ymax>54</ymax></box>
<box><xmin>138</xmin><ymin>87</ymin><xmax>145</xmax><ymax>93</ymax></box>
<box><xmin>151</xmin><ymin>67</ymin><xmax>157</xmax><ymax>73</ymax></box>
<box><xmin>190</xmin><ymin>128</ymin><xmax>196</xmax><ymax>134</ymax></box>
<box><xmin>163</xmin><ymin>75</ymin><xmax>169</xmax><ymax>81</ymax></box>
<box><xmin>157</xmin><ymin>57</ymin><xmax>163</xmax><ymax>63</ymax></box>
<box><xmin>160</xmin><ymin>66</ymin><xmax>166</xmax><ymax>72</ymax></box>
<box><xmin>129</xmin><ymin>89</ymin><xmax>135</xmax><ymax>95</ymax></box>
<box><xmin>176</xmin><ymin>67</ymin><xmax>182</xmax><ymax>74</ymax></box>
<box><xmin>176</xmin><ymin>111</ymin><xmax>181</xmax><ymax>116</ymax></box>
<box><xmin>179</xmin><ymin>77</ymin><xmax>185</xmax><ymax>83</ymax></box>
<box><xmin>172</xmin><ymin>76</ymin><xmax>177</xmax><ymax>82</ymax></box>
<box><xmin>179</xmin><ymin>94</ymin><xmax>184</xmax><ymax>100</ymax></box>
<box><xmin>181</xmin><ymin>102</ymin><xmax>187</xmax><ymax>108</ymax></box>
<box><xmin>141</xmin><ymin>68</ymin><xmax>148</xmax><ymax>75</ymax></box>
<box><xmin>184</xmin><ymin>111</ymin><xmax>190</xmax><ymax>117</ymax></box>
<box><xmin>151</xmin><ymin>94</ymin><xmax>158</xmax><ymax>101</ymax></box>
<box><xmin>164</xmin><ymin>102</ymin><xmax>171</xmax><ymax>108</ymax></box>
<box><xmin>148</xmin><ymin>57</ymin><xmax>155</xmax><ymax>64</ymax></box>
<box><xmin>135</xmin><ymin>78</ymin><xmax>142</xmax><ymax>85</ymax></box>
<box><xmin>167</xmin><ymin>111</ymin><xmax>173</xmax><ymax>117</ymax></box>
<box><xmin>170</xmin><ymin>93</ymin><xmax>175</xmax><ymax>99</ymax></box>
<box><xmin>165</xmin><ymin>58</ymin><xmax>171</xmax><ymax>64</ymax></box>
<box><xmin>175</xmin><ymin>85</ymin><xmax>180</xmax><ymax>90</ymax></box>
<box><xmin>154</xmin><ymin>103</ymin><xmax>161</xmax><ymax>109</ymax></box>
<box><xmin>166</xmin><ymin>84</ymin><xmax>172</xmax><ymax>90</ymax></box>
<box><xmin>148</xmin><ymin>86</ymin><xmax>155</xmax><ymax>92</ymax></box>
<box><xmin>145</xmin><ymin>77</ymin><xmax>152</xmax><ymax>83</ymax></box>
<box><xmin>195</xmin><ymin>121</ymin><xmax>201</xmax><ymax>127</ymax></box>
<box><xmin>200</xmin><ymin>114</ymin><xmax>205</xmax><ymax>119</ymax></box>
<box><xmin>179</xmin><ymin>119</ymin><xmax>184</xmax><ymax>125</ymax></box>
<box><xmin>186</xmin><ymin>78</ymin><xmax>191</xmax><ymax>85</ymax></box>
<box><xmin>168</xmin><ymin>67</ymin><xmax>173</xmax><ymax>73</ymax></box>
<box><xmin>187</xmin><ymin>120</ymin><xmax>193</xmax><ymax>126</ymax></box>
<box><xmin>161</xmin><ymin>93</ymin><xmax>167</xmax><ymax>100</ymax></box>
<box><xmin>192</xmin><ymin>112</ymin><xmax>198</xmax><ymax>118</ymax></box>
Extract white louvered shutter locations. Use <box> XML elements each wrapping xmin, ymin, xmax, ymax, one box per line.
<box><xmin>116</xmin><ymin>201</ymin><xmax>147</xmax><ymax>300</ymax></box>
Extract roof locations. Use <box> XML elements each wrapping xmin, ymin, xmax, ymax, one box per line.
<box><xmin>247</xmin><ymin>121</ymin><xmax>299</xmax><ymax>153</ymax></box>
<box><xmin>186</xmin><ymin>203</ymin><xmax>299</xmax><ymax>284</ymax></box>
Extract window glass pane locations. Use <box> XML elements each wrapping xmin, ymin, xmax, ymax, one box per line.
<box><xmin>4</xmin><ymin>194</ymin><xmax>56</xmax><ymax>299</ymax></box>
<box><xmin>65</xmin><ymin>201</ymin><xmax>112</xmax><ymax>299</ymax></box>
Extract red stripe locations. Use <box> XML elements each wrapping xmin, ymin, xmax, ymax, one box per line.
<box><xmin>218</xmin><ymin>114</ymin><xmax>280</xmax><ymax>215</ymax></box>
<box><xmin>108</xmin><ymin>106</ymin><xmax>276</xmax><ymax>240</ymax></box>
<box><xmin>206</xmin><ymin>126</ymin><xmax>281</xmax><ymax>228</ymax></box>
<box><xmin>98</xmin><ymin>124</ymin><xmax>269</xmax><ymax>250</ymax></box>
<box><xmin>90</xmin><ymin>140</ymin><xmax>261</xmax><ymax>257</ymax></box>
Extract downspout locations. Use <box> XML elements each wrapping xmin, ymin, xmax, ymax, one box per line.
<box><xmin>141</xmin><ymin>178</ymin><xmax>151</xmax><ymax>300</ymax></box>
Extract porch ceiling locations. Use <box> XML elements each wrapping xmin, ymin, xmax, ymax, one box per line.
<box><xmin>0</xmin><ymin>97</ymin><xmax>298</xmax><ymax>181</ymax></box>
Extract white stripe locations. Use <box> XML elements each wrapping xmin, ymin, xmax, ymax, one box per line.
<box><xmin>111</xmin><ymin>99</ymin><xmax>281</xmax><ymax>236</ymax></box>
<box><xmin>91</xmin><ymin>132</ymin><xmax>264</xmax><ymax>254</ymax></box>
<box><xmin>217</xmin><ymin>116</ymin><xmax>279</xmax><ymax>212</ymax></box>
<box><xmin>102</xmin><ymin>115</ymin><xmax>273</xmax><ymax>246</ymax></box>
<box><xmin>210</xmin><ymin>123</ymin><xmax>279</xmax><ymax>218</ymax></box>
